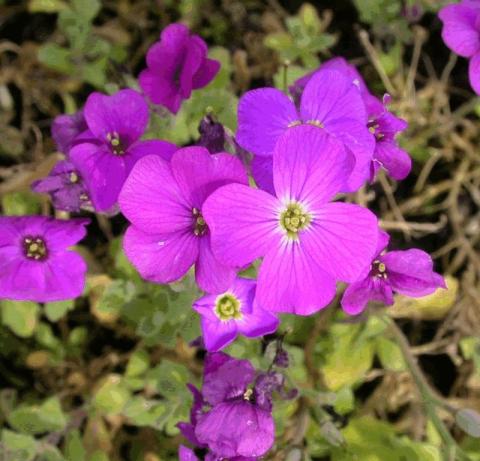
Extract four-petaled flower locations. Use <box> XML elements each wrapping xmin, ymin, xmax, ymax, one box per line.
<box><xmin>0</xmin><ymin>216</ymin><xmax>89</xmax><ymax>302</ymax></box>
<box><xmin>119</xmin><ymin>147</ymin><xmax>248</xmax><ymax>293</ymax></box>
<box><xmin>341</xmin><ymin>230</ymin><xmax>446</xmax><ymax>315</ymax></box>
<box><xmin>139</xmin><ymin>23</ymin><xmax>220</xmax><ymax>114</ymax></box>
<box><xmin>193</xmin><ymin>277</ymin><xmax>279</xmax><ymax>351</ymax></box>
<box><xmin>203</xmin><ymin>125</ymin><xmax>379</xmax><ymax>315</ymax></box>
<box><xmin>69</xmin><ymin>89</ymin><xmax>178</xmax><ymax>211</ymax></box>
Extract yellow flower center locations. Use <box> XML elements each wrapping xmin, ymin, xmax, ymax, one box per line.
<box><xmin>215</xmin><ymin>293</ymin><xmax>242</xmax><ymax>321</ymax></box>
<box><xmin>280</xmin><ymin>202</ymin><xmax>311</xmax><ymax>239</ymax></box>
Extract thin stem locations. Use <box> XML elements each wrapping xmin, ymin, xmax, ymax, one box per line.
<box><xmin>381</xmin><ymin>315</ymin><xmax>472</xmax><ymax>461</ymax></box>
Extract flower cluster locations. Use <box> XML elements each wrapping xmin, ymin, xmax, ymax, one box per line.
<box><xmin>0</xmin><ymin>18</ymin><xmax>456</xmax><ymax>459</ymax></box>
<box><xmin>178</xmin><ymin>352</ymin><xmax>294</xmax><ymax>460</ymax></box>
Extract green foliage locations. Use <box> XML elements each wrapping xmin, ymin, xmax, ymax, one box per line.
<box><xmin>37</xmin><ymin>0</ymin><xmax>126</xmax><ymax>89</ymax></box>
<box><xmin>265</xmin><ymin>3</ymin><xmax>336</xmax><ymax>68</ymax></box>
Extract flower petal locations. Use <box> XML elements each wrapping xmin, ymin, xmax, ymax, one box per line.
<box><xmin>341</xmin><ymin>277</ymin><xmax>393</xmax><ymax>315</ymax></box>
<box><xmin>195</xmin><ymin>235</ymin><xmax>237</xmax><ymax>293</ymax></box>
<box><xmin>469</xmin><ymin>51</ymin><xmax>480</xmax><ymax>95</ymax></box>
<box><xmin>139</xmin><ymin>69</ymin><xmax>183</xmax><ymax>114</ymax></box>
<box><xmin>374</xmin><ymin>141</ymin><xmax>412</xmax><ymax>181</ymax></box>
<box><xmin>195</xmin><ymin>401</ymin><xmax>274</xmax><ymax>458</ymax></box>
<box><xmin>302</xmin><ymin>202</ymin><xmax>379</xmax><ymax>282</ymax></box>
<box><xmin>203</xmin><ymin>184</ymin><xmax>282</xmax><ymax>268</ymax></box>
<box><xmin>439</xmin><ymin>4</ymin><xmax>480</xmax><ymax>57</ymax></box>
<box><xmin>236</xmin><ymin>88</ymin><xmax>298</xmax><ymax>157</ymax></box>
<box><xmin>119</xmin><ymin>154</ymin><xmax>192</xmax><ymax>234</ymax></box>
<box><xmin>257</xmin><ymin>239</ymin><xmax>337</xmax><ymax>315</ymax></box>
<box><xmin>84</xmin><ymin>89</ymin><xmax>148</xmax><ymax>145</ymax></box>
<box><xmin>200</xmin><ymin>317</ymin><xmax>238</xmax><ymax>352</ymax></box>
<box><xmin>69</xmin><ymin>142</ymin><xmax>127</xmax><ymax>211</ymax></box>
<box><xmin>251</xmin><ymin>155</ymin><xmax>275</xmax><ymax>195</ymax></box>
<box><xmin>273</xmin><ymin>125</ymin><xmax>349</xmax><ymax>206</ymax></box>
<box><xmin>381</xmin><ymin>249</ymin><xmax>446</xmax><ymax>297</ymax></box>
<box><xmin>192</xmin><ymin>58</ymin><xmax>221</xmax><ymax>89</ymax></box>
<box><xmin>126</xmin><ymin>139</ymin><xmax>178</xmax><ymax>169</ymax></box>
<box><xmin>123</xmin><ymin>226</ymin><xmax>198</xmax><ymax>284</ymax></box>
<box><xmin>238</xmin><ymin>306</ymin><xmax>279</xmax><ymax>338</ymax></box>
<box><xmin>171</xmin><ymin>147</ymin><xmax>248</xmax><ymax>208</ymax></box>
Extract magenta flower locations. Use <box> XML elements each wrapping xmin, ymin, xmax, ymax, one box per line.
<box><xmin>0</xmin><ymin>216</ymin><xmax>89</xmax><ymax>302</ymax></box>
<box><xmin>203</xmin><ymin>126</ymin><xmax>379</xmax><ymax>315</ymax></box>
<box><xmin>194</xmin><ymin>353</ymin><xmax>274</xmax><ymax>459</ymax></box>
<box><xmin>193</xmin><ymin>277</ymin><xmax>279</xmax><ymax>352</ymax></box>
<box><xmin>119</xmin><ymin>147</ymin><xmax>248</xmax><ymax>293</ymax></box>
<box><xmin>139</xmin><ymin>23</ymin><xmax>220</xmax><ymax>114</ymax></box>
<box><xmin>294</xmin><ymin>57</ymin><xmax>411</xmax><ymax>181</ymax></box>
<box><xmin>31</xmin><ymin>161</ymin><xmax>91</xmax><ymax>213</ymax></box>
<box><xmin>51</xmin><ymin>110</ymin><xmax>89</xmax><ymax>154</ymax></box>
<box><xmin>341</xmin><ymin>231</ymin><xmax>446</xmax><ymax>315</ymax></box>
<box><xmin>69</xmin><ymin>89</ymin><xmax>177</xmax><ymax>211</ymax></box>
<box><xmin>439</xmin><ymin>0</ymin><xmax>480</xmax><ymax>94</ymax></box>
<box><xmin>237</xmin><ymin>67</ymin><xmax>374</xmax><ymax>192</ymax></box>
<box><xmin>179</xmin><ymin>446</ymin><xmax>199</xmax><ymax>461</ymax></box>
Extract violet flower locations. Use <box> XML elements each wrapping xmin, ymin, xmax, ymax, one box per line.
<box><xmin>31</xmin><ymin>160</ymin><xmax>91</xmax><ymax>213</ymax></box>
<box><xmin>293</xmin><ymin>57</ymin><xmax>411</xmax><ymax>181</ymax></box>
<box><xmin>139</xmin><ymin>23</ymin><xmax>220</xmax><ymax>114</ymax></box>
<box><xmin>193</xmin><ymin>277</ymin><xmax>279</xmax><ymax>352</ymax></box>
<box><xmin>341</xmin><ymin>231</ymin><xmax>446</xmax><ymax>315</ymax></box>
<box><xmin>69</xmin><ymin>89</ymin><xmax>178</xmax><ymax>212</ymax></box>
<box><xmin>203</xmin><ymin>126</ymin><xmax>379</xmax><ymax>315</ymax></box>
<box><xmin>118</xmin><ymin>147</ymin><xmax>248</xmax><ymax>293</ymax></box>
<box><xmin>195</xmin><ymin>353</ymin><xmax>275</xmax><ymax>459</ymax></box>
<box><xmin>198</xmin><ymin>114</ymin><xmax>226</xmax><ymax>153</ymax></box>
<box><xmin>0</xmin><ymin>216</ymin><xmax>89</xmax><ymax>302</ymax></box>
<box><xmin>236</xmin><ymin>67</ymin><xmax>374</xmax><ymax>192</ymax></box>
<box><xmin>439</xmin><ymin>0</ymin><xmax>480</xmax><ymax>95</ymax></box>
<box><xmin>51</xmin><ymin>110</ymin><xmax>89</xmax><ymax>154</ymax></box>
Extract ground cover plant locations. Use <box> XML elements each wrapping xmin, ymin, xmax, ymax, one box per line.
<box><xmin>0</xmin><ymin>0</ymin><xmax>479</xmax><ymax>460</ymax></box>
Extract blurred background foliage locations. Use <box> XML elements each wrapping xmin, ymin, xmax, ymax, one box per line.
<box><xmin>0</xmin><ymin>0</ymin><xmax>480</xmax><ymax>460</ymax></box>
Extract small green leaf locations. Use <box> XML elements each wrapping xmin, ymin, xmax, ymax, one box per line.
<box><xmin>8</xmin><ymin>397</ymin><xmax>67</xmax><ymax>435</ymax></box>
<box><xmin>64</xmin><ymin>430</ymin><xmax>86</xmax><ymax>461</ymax></box>
<box><xmin>1</xmin><ymin>191</ymin><xmax>41</xmax><ymax>216</ymax></box>
<box><xmin>44</xmin><ymin>300</ymin><xmax>74</xmax><ymax>322</ymax></box>
<box><xmin>126</xmin><ymin>350</ymin><xmax>150</xmax><ymax>378</ymax></box>
<box><xmin>1</xmin><ymin>430</ymin><xmax>37</xmax><ymax>461</ymax></box>
<box><xmin>1</xmin><ymin>300</ymin><xmax>39</xmax><ymax>338</ymax></box>
<box><xmin>93</xmin><ymin>375</ymin><xmax>131</xmax><ymax>415</ymax></box>
<box><xmin>28</xmin><ymin>0</ymin><xmax>67</xmax><ymax>13</ymax></box>
<box><xmin>38</xmin><ymin>44</ymin><xmax>74</xmax><ymax>74</ymax></box>
<box><xmin>376</xmin><ymin>337</ymin><xmax>406</xmax><ymax>371</ymax></box>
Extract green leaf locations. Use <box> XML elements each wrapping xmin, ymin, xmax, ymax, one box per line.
<box><xmin>28</xmin><ymin>0</ymin><xmax>67</xmax><ymax>13</ymax></box>
<box><xmin>93</xmin><ymin>375</ymin><xmax>131</xmax><ymax>415</ymax></box>
<box><xmin>376</xmin><ymin>337</ymin><xmax>406</xmax><ymax>371</ymax></box>
<box><xmin>71</xmin><ymin>0</ymin><xmax>101</xmax><ymax>22</ymax></box>
<box><xmin>1</xmin><ymin>430</ymin><xmax>37</xmax><ymax>461</ymax></box>
<box><xmin>1</xmin><ymin>191</ymin><xmax>41</xmax><ymax>216</ymax></box>
<box><xmin>44</xmin><ymin>300</ymin><xmax>74</xmax><ymax>322</ymax></box>
<box><xmin>36</xmin><ymin>444</ymin><xmax>66</xmax><ymax>461</ymax></box>
<box><xmin>122</xmin><ymin>396</ymin><xmax>168</xmax><ymax>427</ymax></box>
<box><xmin>38</xmin><ymin>44</ymin><xmax>74</xmax><ymax>74</ymax></box>
<box><xmin>1</xmin><ymin>300</ymin><xmax>39</xmax><ymax>338</ymax></box>
<box><xmin>7</xmin><ymin>397</ymin><xmax>67</xmax><ymax>435</ymax></box>
<box><xmin>125</xmin><ymin>350</ymin><xmax>150</xmax><ymax>378</ymax></box>
<box><xmin>64</xmin><ymin>430</ymin><xmax>86</xmax><ymax>461</ymax></box>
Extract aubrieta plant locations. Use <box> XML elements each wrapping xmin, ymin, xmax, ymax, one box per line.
<box><xmin>1</xmin><ymin>17</ymin><xmax>458</xmax><ymax>459</ymax></box>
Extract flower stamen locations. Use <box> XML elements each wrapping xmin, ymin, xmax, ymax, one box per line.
<box><xmin>106</xmin><ymin>131</ymin><xmax>125</xmax><ymax>155</ymax></box>
<box><xmin>215</xmin><ymin>293</ymin><xmax>242</xmax><ymax>321</ymax></box>
<box><xmin>23</xmin><ymin>236</ymin><xmax>48</xmax><ymax>261</ymax></box>
<box><xmin>280</xmin><ymin>203</ymin><xmax>311</xmax><ymax>239</ymax></box>
<box><xmin>371</xmin><ymin>260</ymin><xmax>388</xmax><ymax>279</ymax></box>
<box><xmin>192</xmin><ymin>208</ymin><xmax>207</xmax><ymax>236</ymax></box>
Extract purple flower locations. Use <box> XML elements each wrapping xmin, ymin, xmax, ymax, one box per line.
<box><xmin>365</xmin><ymin>93</ymin><xmax>411</xmax><ymax>181</ymax></box>
<box><xmin>69</xmin><ymin>89</ymin><xmax>177</xmax><ymax>212</ymax></box>
<box><xmin>237</xmin><ymin>67</ymin><xmax>374</xmax><ymax>192</ymax></box>
<box><xmin>51</xmin><ymin>110</ymin><xmax>89</xmax><ymax>154</ymax></box>
<box><xmin>439</xmin><ymin>1</ymin><xmax>480</xmax><ymax>94</ymax></box>
<box><xmin>139</xmin><ymin>23</ymin><xmax>220</xmax><ymax>114</ymax></box>
<box><xmin>0</xmin><ymin>216</ymin><xmax>89</xmax><ymax>302</ymax></box>
<box><xmin>31</xmin><ymin>161</ymin><xmax>91</xmax><ymax>212</ymax></box>
<box><xmin>179</xmin><ymin>353</ymin><xmax>276</xmax><ymax>459</ymax></box>
<box><xmin>198</xmin><ymin>114</ymin><xmax>226</xmax><ymax>154</ymax></box>
<box><xmin>179</xmin><ymin>446</ymin><xmax>199</xmax><ymax>461</ymax></box>
<box><xmin>203</xmin><ymin>126</ymin><xmax>379</xmax><ymax>315</ymax></box>
<box><xmin>294</xmin><ymin>57</ymin><xmax>411</xmax><ymax>181</ymax></box>
<box><xmin>193</xmin><ymin>277</ymin><xmax>279</xmax><ymax>352</ymax></box>
<box><xmin>118</xmin><ymin>147</ymin><xmax>248</xmax><ymax>293</ymax></box>
<box><xmin>341</xmin><ymin>230</ymin><xmax>446</xmax><ymax>315</ymax></box>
